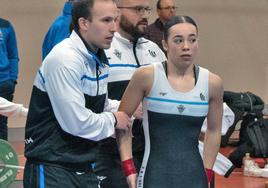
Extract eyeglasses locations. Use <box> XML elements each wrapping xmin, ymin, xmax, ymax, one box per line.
<box><xmin>159</xmin><ymin>6</ymin><xmax>178</xmax><ymax>11</ymax></box>
<box><xmin>117</xmin><ymin>6</ymin><xmax>152</xmax><ymax>15</ymax></box>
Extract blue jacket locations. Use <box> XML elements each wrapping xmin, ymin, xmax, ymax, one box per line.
<box><xmin>42</xmin><ymin>1</ymin><xmax>72</xmax><ymax>60</ymax></box>
<box><xmin>0</xmin><ymin>18</ymin><xmax>19</xmax><ymax>83</ymax></box>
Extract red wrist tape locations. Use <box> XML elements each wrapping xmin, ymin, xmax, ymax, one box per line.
<box><xmin>122</xmin><ymin>158</ymin><xmax>137</xmax><ymax>177</ymax></box>
<box><xmin>205</xmin><ymin>168</ymin><xmax>214</xmax><ymax>183</ymax></box>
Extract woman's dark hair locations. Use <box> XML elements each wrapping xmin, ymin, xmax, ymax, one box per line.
<box><xmin>163</xmin><ymin>15</ymin><xmax>198</xmax><ymax>41</ymax></box>
<box><xmin>71</xmin><ymin>0</ymin><xmax>95</xmax><ymax>31</ymax></box>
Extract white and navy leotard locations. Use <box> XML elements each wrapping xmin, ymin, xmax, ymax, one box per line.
<box><xmin>138</xmin><ymin>62</ymin><xmax>209</xmax><ymax>188</ymax></box>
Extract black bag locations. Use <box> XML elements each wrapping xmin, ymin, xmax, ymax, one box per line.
<box><xmin>229</xmin><ymin>116</ymin><xmax>268</xmax><ymax>167</ymax></box>
<box><xmin>226</xmin><ymin>90</ymin><xmax>267</xmax><ymax>167</ymax></box>
<box><xmin>223</xmin><ymin>91</ymin><xmax>264</xmax><ymax>113</ymax></box>
<box><xmin>244</xmin><ymin>116</ymin><xmax>268</xmax><ymax>158</ymax></box>
<box><xmin>221</xmin><ymin>91</ymin><xmax>264</xmax><ymax>147</ymax></box>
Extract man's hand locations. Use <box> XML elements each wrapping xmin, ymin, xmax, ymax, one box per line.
<box><xmin>133</xmin><ymin>103</ymin><xmax>143</xmax><ymax>119</ymax></box>
<box><xmin>114</xmin><ymin>111</ymin><xmax>132</xmax><ymax>130</ymax></box>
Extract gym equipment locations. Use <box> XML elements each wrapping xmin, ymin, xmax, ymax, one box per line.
<box><xmin>0</xmin><ymin>139</ymin><xmax>22</xmax><ymax>188</ymax></box>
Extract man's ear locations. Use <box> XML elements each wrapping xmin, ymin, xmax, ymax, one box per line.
<box><xmin>156</xmin><ymin>8</ymin><xmax>161</xmax><ymax>16</ymax></box>
<box><xmin>78</xmin><ymin>17</ymin><xmax>89</xmax><ymax>31</ymax></box>
<box><xmin>162</xmin><ymin>39</ymin><xmax>168</xmax><ymax>52</ymax></box>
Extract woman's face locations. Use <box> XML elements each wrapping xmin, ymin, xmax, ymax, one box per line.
<box><xmin>163</xmin><ymin>23</ymin><xmax>198</xmax><ymax>67</ymax></box>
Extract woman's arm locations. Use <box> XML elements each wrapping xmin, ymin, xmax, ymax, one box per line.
<box><xmin>116</xmin><ymin>65</ymin><xmax>154</xmax><ymax>187</ymax></box>
<box><xmin>203</xmin><ymin>72</ymin><xmax>223</xmax><ymax>178</ymax></box>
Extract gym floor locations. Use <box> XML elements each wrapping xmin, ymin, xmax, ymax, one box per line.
<box><xmin>6</xmin><ymin>129</ymin><xmax>268</xmax><ymax>188</ymax></box>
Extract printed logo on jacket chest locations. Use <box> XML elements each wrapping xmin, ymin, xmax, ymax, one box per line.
<box><xmin>148</xmin><ymin>50</ymin><xmax>156</xmax><ymax>57</ymax></box>
<box><xmin>113</xmin><ymin>49</ymin><xmax>122</xmax><ymax>60</ymax></box>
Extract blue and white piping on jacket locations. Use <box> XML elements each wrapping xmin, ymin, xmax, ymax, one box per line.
<box><xmin>37</xmin><ymin>70</ymin><xmax>109</xmax><ymax>87</ymax></box>
<box><xmin>88</xmin><ymin>50</ymin><xmax>106</xmax><ymax>68</ymax></box>
<box><xmin>35</xmin><ymin>68</ymin><xmax>109</xmax><ymax>97</ymax></box>
<box><xmin>105</xmin><ymin>32</ymin><xmax>167</xmax><ymax>83</ymax></box>
<box><xmin>38</xmin><ymin>70</ymin><xmax>45</xmax><ymax>84</ymax></box>
<box><xmin>109</xmin><ymin>63</ymin><xmax>149</xmax><ymax>68</ymax></box>
<box><xmin>81</xmin><ymin>74</ymin><xmax>108</xmax><ymax>81</ymax></box>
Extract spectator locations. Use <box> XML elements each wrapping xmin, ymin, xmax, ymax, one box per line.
<box><xmin>0</xmin><ymin>18</ymin><xmax>19</xmax><ymax>140</ymax></box>
<box><xmin>144</xmin><ymin>0</ymin><xmax>176</xmax><ymax>53</ymax></box>
<box><xmin>42</xmin><ymin>0</ymin><xmax>74</xmax><ymax>59</ymax></box>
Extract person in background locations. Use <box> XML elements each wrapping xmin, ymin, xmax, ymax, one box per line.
<box><xmin>42</xmin><ymin>0</ymin><xmax>74</xmax><ymax>59</ymax></box>
<box><xmin>95</xmin><ymin>0</ymin><xmax>166</xmax><ymax>187</ymax></box>
<box><xmin>117</xmin><ymin>15</ymin><xmax>223</xmax><ymax>188</ymax></box>
<box><xmin>144</xmin><ymin>0</ymin><xmax>176</xmax><ymax>53</ymax></box>
<box><xmin>0</xmin><ymin>97</ymin><xmax>28</xmax><ymax>117</ymax></box>
<box><xmin>23</xmin><ymin>0</ymin><xmax>132</xmax><ymax>187</ymax></box>
<box><xmin>0</xmin><ymin>18</ymin><xmax>19</xmax><ymax>140</ymax></box>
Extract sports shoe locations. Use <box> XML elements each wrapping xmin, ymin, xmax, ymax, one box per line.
<box><xmin>243</xmin><ymin>160</ymin><xmax>262</xmax><ymax>177</ymax></box>
<box><xmin>261</xmin><ymin>168</ymin><xmax>268</xmax><ymax>178</ymax></box>
<box><xmin>260</xmin><ymin>163</ymin><xmax>268</xmax><ymax>178</ymax></box>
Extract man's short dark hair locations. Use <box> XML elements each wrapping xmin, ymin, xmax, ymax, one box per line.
<box><xmin>72</xmin><ymin>0</ymin><xmax>95</xmax><ymax>31</ymax></box>
<box><xmin>71</xmin><ymin>0</ymin><xmax>116</xmax><ymax>31</ymax></box>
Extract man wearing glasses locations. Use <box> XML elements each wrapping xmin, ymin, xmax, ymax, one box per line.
<box><xmin>95</xmin><ymin>0</ymin><xmax>166</xmax><ymax>187</ymax></box>
<box><xmin>144</xmin><ymin>0</ymin><xmax>177</xmax><ymax>53</ymax></box>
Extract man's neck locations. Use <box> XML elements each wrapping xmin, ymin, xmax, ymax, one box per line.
<box><xmin>76</xmin><ymin>29</ymin><xmax>98</xmax><ymax>53</ymax></box>
<box><xmin>159</xmin><ymin>17</ymin><xmax>167</xmax><ymax>24</ymax></box>
<box><xmin>118</xmin><ymin>28</ymin><xmax>135</xmax><ymax>42</ymax></box>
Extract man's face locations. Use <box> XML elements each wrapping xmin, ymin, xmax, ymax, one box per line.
<box><xmin>157</xmin><ymin>0</ymin><xmax>176</xmax><ymax>22</ymax></box>
<box><xmin>118</xmin><ymin>0</ymin><xmax>151</xmax><ymax>40</ymax></box>
<box><xmin>85</xmin><ymin>0</ymin><xmax>118</xmax><ymax>51</ymax></box>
